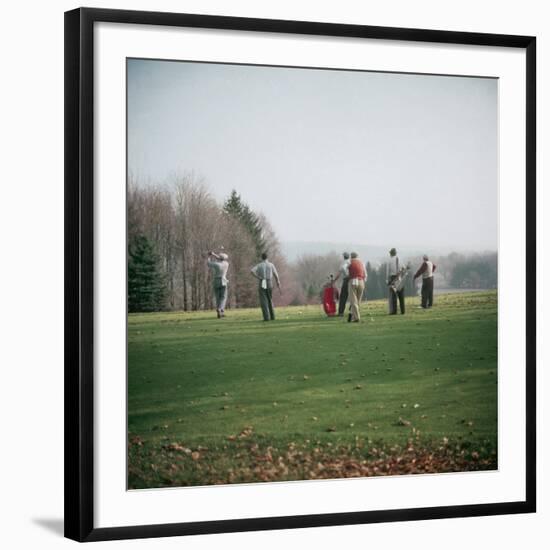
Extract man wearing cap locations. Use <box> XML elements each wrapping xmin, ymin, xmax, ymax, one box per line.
<box><xmin>386</xmin><ymin>247</ymin><xmax>405</xmax><ymax>315</ymax></box>
<box><xmin>207</xmin><ymin>251</ymin><xmax>229</xmax><ymax>318</ymax></box>
<box><xmin>251</xmin><ymin>252</ymin><xmax>281</xmax><ymax>321</ymax></box>
<box><xmin>414</xmin><ymin>254</ymin><xmax>437</xmax><ymax>309</ymax></box>
<box><xmin>333</xmin><ymin>252</ymin><xmax>351</xmax><ymax>317</ymax></box>
<box><xmin>347</xmin><ymin>252</ymin><xmax>366</xmax><ymax>322</ymax></box>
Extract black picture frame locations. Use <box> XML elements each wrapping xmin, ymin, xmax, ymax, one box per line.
<box><xmin>65</xmin><ymin>7</ymin><xmax>536</xmax><ymax>543</ymax></box>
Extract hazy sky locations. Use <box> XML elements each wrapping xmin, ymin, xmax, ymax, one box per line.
<box><xmin>128</xmin><ymin>59</ymin><xmax>498</xmax><ymax>251</ymax></box>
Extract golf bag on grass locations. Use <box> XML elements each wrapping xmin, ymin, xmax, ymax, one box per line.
<box><xmin>322</xmin><ymin>275</ymin><xmax>339</xmax><ymax>317</ymax></box>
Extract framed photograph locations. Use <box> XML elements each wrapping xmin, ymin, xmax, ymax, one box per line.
<box><xmin>65</xmin><ymin>7</ymin><xmax>536</xmax><ymax>542</ymax></box>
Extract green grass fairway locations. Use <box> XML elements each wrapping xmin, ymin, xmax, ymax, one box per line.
<box><xmin>128</xmin><ymin>291</ymin><xmax>498</xmax><ymax>488</ymax></box>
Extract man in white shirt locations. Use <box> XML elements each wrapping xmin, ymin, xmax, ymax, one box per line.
<box><xmin>386</xmin><ymin>248</ymin><xmax>406</xmax><ymax>315</ymax></box>
<box><xmin>207</xmin><ymin>251</ymin><xmax>229</xmax><ymax>318</ymax></box>
<box><xmin>414</xmin><ymin>254</ymin><xmax>437</xmax><ymax>309</ymax></box>
<box><xmin>332</xmin><ymin>252</ymin><xmax>350</xmax><ymax>317</ymax></box>
<box><xmin>251</xmin><ymin>252</ymin><xmax>281</xmax><ymax>321</ymax></box>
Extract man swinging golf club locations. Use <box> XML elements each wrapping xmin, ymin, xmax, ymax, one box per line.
<box><xmin>207</xmin><ymin>250</ymin><xmax>229</xmax><ymax>318</ymax></box>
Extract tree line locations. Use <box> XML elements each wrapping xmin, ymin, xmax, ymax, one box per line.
<box><xmin>437</xmin><ymin>251</ymin><xmax>497</xmax><ymax>289</ymax></box>
<box><xmin>128</xmin><ymin>174</ymin><xmax>291</xmax><ymax>312</ymax></box>
<box><xmin>128</xmin><ymin>176</ymin><xmax>497</xmax><ymax>312</ymax></box>
<box><xmin>288</xmin><ymin>251</ymin><xmax>497</xmax><ymax>304</ymax></box>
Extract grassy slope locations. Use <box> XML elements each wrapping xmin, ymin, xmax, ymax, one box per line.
<box><xmin>128</xmin><ymin>292</ymin><xmax>497</xmax><ymax>487</ymax></box>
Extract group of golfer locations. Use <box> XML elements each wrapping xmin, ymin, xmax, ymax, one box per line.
<box><xmin>207</xmin><ymin>251</ymin><xmax>280</xmax><ymax>321</ymax></box>
<box><xmin>333</xmin><ymin>248</ymin><xmax>436</xmax><ymax>322</ymax></box>
<box><xmin>207</xmin><ymin>248</ymin><xmax>436</xmax><ymax>322</ymax></box>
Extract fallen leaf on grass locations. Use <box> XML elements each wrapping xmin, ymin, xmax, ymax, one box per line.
<box><xmin>165</xmin><ymin>443</ymin><xmax>192</xmax><ymax>454</ymax></box>
<box><xmin>238</xmin><ymin>426</ymin><xmax>254</xmax><ymax>439</ymax></box>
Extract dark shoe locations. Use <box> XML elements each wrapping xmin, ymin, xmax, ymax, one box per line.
<box><xmin>216</xmin><ymin>310</ymin><xmax>221</xmax><ymax>318</ymax></box>
<box><xmin>347</xmin><ymin>314</ymin><xmax>352</xmax><ymax>322</ymax></box>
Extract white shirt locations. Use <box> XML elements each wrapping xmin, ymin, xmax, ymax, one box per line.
<box><xmin>386</xmin><ymin>256</ymin><xmax>400</xmax><ymax>279</ymax></box>
<box><xmin>251</xmin><ymin>260</ymin><xmax>280</xmax><ymax>287</ymax></box>
<box><xmin>340</xmin><ymin>259</ymin><xmax>350</xmax><ymax>279</ymax></box>
<box><xmin>422</xmin><ymin>261</ymin><xmax>434</xmax><ymax>279</ymax></box>
<box><xmin>207</xmin><ymin>259</ymin><xmax>229</xmax><ymax>285</ymax></box>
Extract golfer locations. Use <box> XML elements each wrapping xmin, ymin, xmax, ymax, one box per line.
<box><xmin>414</xmin><ymin>254</ymin><xmax>437</xmax><ymax>308</ymax></box>
<box><xmin>207</xmin><ymin>251</ymin><xmax>229</xmax><ymax>318</ymax></box>
<box><xmin>347</xmin><ymin>252</ymin><xmax>366</xmax><ymax>323</ymax></box>
<box><xmin>386</xmin><ymin>247</ymin><xmax>405</xmax><ymax>315</ymax></box>
<box><xmin>333</xmin><ymin>252</ymin><xmax>351</xmax><ymax>317</ymax></box>
<box><xmin>251</xmin><ymin>252</ymin><xmax>281</xmax><ymax>321</ymax></box>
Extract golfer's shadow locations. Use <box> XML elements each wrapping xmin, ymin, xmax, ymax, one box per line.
<box><xmin>32</xmin><ymin>517</ymin><xmax>64</xmax><ymax>536</ymax></box>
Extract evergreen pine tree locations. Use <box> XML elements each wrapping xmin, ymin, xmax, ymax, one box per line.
<box><xmin>128</xmin><ymin>235</ymin><xmax>166</xmax><ymax>312</ymax></box>
<box><xmin>223</xmin><ymin>189</ymin><xmax>243</xmax><ymax>218</ymax></box>
<box><xmin>366</xmin><ymin>262</ymin><xmax>375</xmax><ymax>300</ymax></box>
<box><xmin>404</xmin><ymin>267</ymin><xmax>416</xmax><ymax>297</ymax></box>
<box><xmin>223</xmin><ymin>189</ymin><xmax>266</xmax><ymax>256</ymax></box>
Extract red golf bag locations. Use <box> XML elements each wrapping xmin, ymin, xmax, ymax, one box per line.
<box><xmin>322</xmin><ymin>275</ymin><xmax>339</xmax><ymax>317</ymax></box>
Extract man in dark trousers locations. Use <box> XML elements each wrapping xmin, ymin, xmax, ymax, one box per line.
<box><xmin>414</xmin><ymin>254</ymin><xmax>437</xmax><ymax>308</ymax></box>
<box><xmin>333</xmin><ymin>252</ymin><xmax>350</xmax><ymax>317</ymax></box>
<box><xmin>251</xmin><ymin>252</ymin><xmax>281</xmax><ymax>321</ymax></box>
<box><xmin>386</xmin><ymin>248</ymin><xmax>405</xmax><ymax>315</ymax></box>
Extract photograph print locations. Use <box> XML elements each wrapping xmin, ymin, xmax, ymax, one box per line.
<box><xmin>127</xmin><ymin>58</ymin><xmax>498</xmax><ymax>489</ymax></box>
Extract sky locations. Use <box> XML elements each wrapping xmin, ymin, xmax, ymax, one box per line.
<box><xmin>128</xmin><ymin>59</ymin><xmax>498</xmax><ymax>252</ymax></box>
